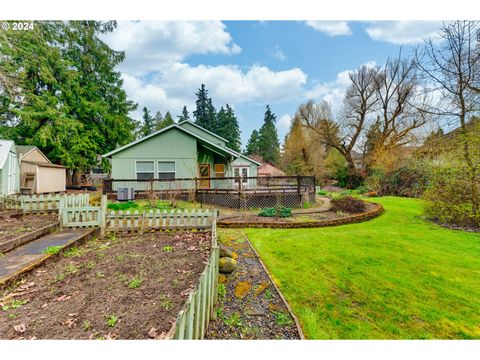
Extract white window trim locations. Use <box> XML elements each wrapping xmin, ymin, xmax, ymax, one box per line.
<box><xmin>135</xmin><ymin>160</ymin><xmax>155</xmax><ymax>180</ymax></box>
<box><xmin>233</xmin><ymin>165</ymin><xmax>249</xmax><ymax>184</ymax></box>
<box><xmin>157</xmin><ymin>160</ymin><xmax>176</xmax><ymax>179</ymax></box>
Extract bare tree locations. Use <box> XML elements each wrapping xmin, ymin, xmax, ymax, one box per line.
<box><xmin>299</xmin><ymin>65</ymin><xmax>378</xmax><ymax>186</ymax></box>
<box><xmin>416</xmin><ymin>20</ymin><xmax>480</xmax><ymax>212</ymax></box>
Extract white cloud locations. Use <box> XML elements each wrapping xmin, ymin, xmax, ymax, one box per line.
<box><xmin>123</xmin><ymin>63</ymin><xmax>308</xmax><ymax>118</ymax></box>
<box><xmin>279</xmin><ymin>114</ymin><xmax>293</xmax><ymax>130</ymax></box>
<box><xmin>102</xmin><ymin>21</ymin><xmax>241</xmax><ymax>75</ymax></box>
<box><xmin>305</xmin><ymin>21</ymin><xmax>352</xmax><ymax>36</ymax></box>
<box><xmin>364</xmin><ymin>21</ymin><xmax>443</xmax><ymax>44</ymax></box>
<box><xmin>267</xmin><ymin>45</ymin><xmax>286</xmax><ymax>61</ymax></box>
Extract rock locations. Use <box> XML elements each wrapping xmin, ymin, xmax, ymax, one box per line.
<box><xmin>14</xmin><ymin>324</ymin><xmax>26</xmax><ymax>333</ymax></box>
<box><xmin>219</xmin><ymin>246</ymin><xmax>233</xmax><ymax>258</ymax></box>
<box><xmin>234</xmin><ymin>281</ymin><xmax>251</xmax><ymax>299</ymax></box>
<box><xmin>219</xmin><ymin>257</ymin><xmax>237</xmax><ymax>274</ymax></box>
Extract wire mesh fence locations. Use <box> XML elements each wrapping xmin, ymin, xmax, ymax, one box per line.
<box><xmin>103</xmin><ymin>176</ymin><xmax>315</xmax><ymax>209</ymax></box>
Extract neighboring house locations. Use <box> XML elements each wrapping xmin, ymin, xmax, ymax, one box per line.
<box><xmin>248</xmin><ymin>154</ymin><xmax>286</xmax><ymax>177</ymax></box>
<box><xmin>102</xmin><ymin>121</ymin><xmax>260</xmax><ymax>189</ymax></box>
<box><xmin>16</xmin><ymin>145</ymin><xmax>66</xmax><ymax>194</ymax></box>
<box><xmin>0</xmin><ymin>140</ymin><xmax>20</xmax><ymax>195</ymax></box>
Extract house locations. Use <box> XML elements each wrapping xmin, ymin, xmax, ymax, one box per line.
<box><xmin>102</xmin><ymin>121</ymin><xmax>260</xmax><ymax>189</ymax></box>
<box><xmin>248</xmin><ymin>154</ymin><xmax>286</xmax><ymax>177</ymax></box>
<box><xmin>0</xmin><ymin>140</ymin><xmax>20</xmax><ymax>195</ymax></box>
<box><xmin>16</xmin><ymin>145</ymin><xmax>66</xmax><ymax>194</ymax></box>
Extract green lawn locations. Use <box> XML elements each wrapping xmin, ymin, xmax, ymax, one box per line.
<box><xmin>242</xmin><ymin>197</ymin><xmax>480</xmax><ymax>339</ymax></box>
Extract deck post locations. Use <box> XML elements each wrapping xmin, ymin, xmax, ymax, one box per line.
<box><xmin>100</xmin><ymin>195</ymin><xmax>107</xmax><ymax>236</ymax></box>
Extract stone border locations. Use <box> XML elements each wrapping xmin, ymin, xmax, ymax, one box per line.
<box><xmin>0</xmin><ymin>222</ymin><xmax>60</xmax><ymax>254</ymax></box>
<box><xmin>218</xmin><ymin>202</ymin><xmax>384</xmax><ymax>229</ymax></box>
<box><xmin>0</xmin><ymin>228</ymin><xmax>99</xmax><ymax>289</ymax></box>
<box><xmin>244</xmin><ymin>234</ymin><xmax>305</xmax><ymax>340</ymax></box>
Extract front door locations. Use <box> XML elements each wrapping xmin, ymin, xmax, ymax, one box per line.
<box><xmin>199</xmin><ymin>163</ymin><xmax>210</xmax><ymax>189</ymax></box>
<box><xmin>8</xmin><ymin>154</ymin><xmax>17</xmax><ymax>194</ymax></box>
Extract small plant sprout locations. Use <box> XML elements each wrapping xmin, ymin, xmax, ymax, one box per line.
<box><xmin>272</xmin><ymin>311</ymin><xmax>293</xmax><ymax>326</ymax></box>
<box><xmin>218</xmin><ymin>283</ymin><xmax>227</xmax><ymax>299</ymax></box>
<box><xmin>105</xmin><ymin>313</ymin><xmax>118</xmax><ymax>327</ymax></box>
<box><xmin>162</xmin><ymin>245</ymin><xmax>173</xmax><ymax>252</ymax></box>
<box><xmin>95</xmin><ymin>271</ymin><xmax>106</xmax><ymax>279</ymax></box>
<box><xmin>160</xmin><ymin>299</ymin><xmax>174</xmax><ymax>311</ymax></box>
<box><xmin>63</xmin><ymin>247</ymin><xmax>84</xmax><ymax>257</ymax></box>
<box><xmin>2</xmin><ymin>299</ymin><xmax>27</xmax><ymax>311</ymax></box>
<box><xmin>43</xmin><ymin>246</ymin><xmax>63</xmax><ymax>255</ymax></box>
<box><xmin>264</xmin><ymin>288</ymin><xmax>273</xmax><ymax>300</ymax></box>
<box><xmin>82</xmin><ymin>320</ymin><xmax>91</xmax><ymax>331</ymax></box>
<box><xmin>127</xmin><ymin>276</ymin><xmax>143</xmax><ymax>289</ymax></box>
<box><xmin>224</xmin><ymin>313</ymin><xmax>242</xmax><ymax>329</ymax></box>
<box><xmin>86</xmin><ymin>261</ymin><xmax>95</xmax><ymax>270</ymax></box>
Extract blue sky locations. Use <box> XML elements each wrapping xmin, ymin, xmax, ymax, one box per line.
<box><xmin>101</xmin><ymin>21</ymin><xmax>444</xmax><ymax>149</ymax></box>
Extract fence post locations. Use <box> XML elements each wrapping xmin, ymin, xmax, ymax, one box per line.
<box><xmin>100</xmin><ymin>195</ymin><xmax>107</xmax><ymax>236</ymax></box>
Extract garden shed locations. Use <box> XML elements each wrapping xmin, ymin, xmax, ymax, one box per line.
<box><xmin>0</xmin><ymin>140</ymin><xmax>20</xmax><ymax>195</ymax></box>
<box><xmin>16</xmin><ymin>145</ymin><xmax>66</xmax><ymax>194</ymax></box>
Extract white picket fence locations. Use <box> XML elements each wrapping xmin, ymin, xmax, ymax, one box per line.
<box><xmin>106</xmin><ymin>208</ymin><xmax>215</xmax><ymax>232</ymax></box>
<box><xmin>0</xmin><ymin>193</ymin><xmax>90</xmax><ymax>213</ymax></box>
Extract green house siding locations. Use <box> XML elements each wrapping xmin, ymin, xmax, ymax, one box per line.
<box><xmin>111</xmin><ymin>128</ymin><xmax>198</xmax><ymax>181</ymax></box>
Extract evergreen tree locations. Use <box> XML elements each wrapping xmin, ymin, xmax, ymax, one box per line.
<box><xmin>245</xmin><ymin>130</ymin><xmax>261</xmax><ymax>155</ymax></box>
<box><xmin>163</xmin><ymin>111</ymin><xmax>175</xmax><ymax>127</ymax></box>
<box><xmin>152</xmin><ymin>111</ymin><xmax>163</xmax><ymax>131</ymax></box>
<box><xmin>140</xmin><ymin>107</ymin><xmax>155</xmax><ymax>137</ymax></box>
<box><xmin>257</xmin><ymin>105</ymin><xmax>280</xmax><ymax>164</ymax></box>
<box><xmin>193</xmin><ymin>84</ymin><xmax>217</xmax><ymax>132</ymax></box>
<box><xmin>0</xmin><ymin>21</ymin><xmax>137</xmax><ymax>184</ymax></box>
<box><xmin>177</xmin><ymin>106</ymin><xmax>190</xmax><ymax>122</ymax></box>
<box><xmin>216</xmin><ymin>104</ymin><xmax>241</xmax><ymax>152</ymax></box>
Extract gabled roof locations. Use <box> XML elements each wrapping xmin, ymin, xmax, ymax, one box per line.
<box><xmin>177</xmin><ymin>120</ymin><xmax>229</xmax><ymax>143</ymax></box>
<box><xmin>0</xmin><ymin>140</ymin><xmax>15</xmax><ymax>169</ymax></box>
<box><xmin>102</xmin><ymin>124</ymin><xmax>238</xmax><ymax>159</ymax></box>
<box><xmin>16</xmin><ymin>145</ymin><xmax>52</xmax><ymax>163</ymax></box>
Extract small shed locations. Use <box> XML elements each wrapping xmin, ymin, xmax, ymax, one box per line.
<box><xmin>16</xmin><ymin>146</ymin><xmax>66</xmax><ymax>194</ymax></box>
<box><xmin>0</xmin><ymin>140</ymin><xmax>20</xmax><ymax>195</ymax></box>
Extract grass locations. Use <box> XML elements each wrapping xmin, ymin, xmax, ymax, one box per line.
<box><xmin>127</xmin><ymin>276</ymin><xmax>143</xmax><ymax>289</ymax></box>
<box><xmin>42</xmin><ymin>246</ymin><xmax>63</xmax><ymax>255</ymax></box>
<box><xmin>242</xmin><ymin>196</ymin><xmax>480</xmax><ymax>339</ymax></box>
<box><xmin>107</xmin><ymin>199</ymin><xmax>201</xmax><ymax>212</ymax></box>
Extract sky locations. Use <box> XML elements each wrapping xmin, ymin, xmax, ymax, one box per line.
<box><xmin>101</xmin><ymin>21</ymin><xmax>445</xmax><ymax>149</ymax></box>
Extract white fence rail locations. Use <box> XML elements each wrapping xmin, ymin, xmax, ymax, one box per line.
<box><xmin>0</xmin><ymin>194</ymin><xmax>90</xmax><ymax>213</ymax></box>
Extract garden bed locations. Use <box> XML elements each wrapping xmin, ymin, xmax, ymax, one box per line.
<box><xmin>218</xmin><ymin>202</ymin><xmax>383</xmax><ymax>228</ymax></box>
<box><xmin>206</xmin><ymin>229</ymin><xmax>301</xmax><ymax>339</ymax></box>
<box><xmin>0</xmin><ymin>231</ymin><xmax>211</xmax><ymax>339</ymax></box>
<box><xmin>0</xmin><ymin>213</ymin><xmax>58</xmax><ymax>246</ymax></box>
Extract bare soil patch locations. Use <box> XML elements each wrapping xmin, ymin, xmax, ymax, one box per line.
<box><xmin>0</xmin><ymin>231</ymin><xmax>211</xmax><ymax>339</ymax></box>
<box><xmin>0</xmin><ymin>213</ymin><xmax>58</xmax><ymax>244</ymax></box>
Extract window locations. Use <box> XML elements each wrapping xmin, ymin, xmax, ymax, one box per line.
<box><xmin>214</xmin><ymin>164</ymin><xmax>225</xmax><ymax>178</ymax></box>
<box><xmin>234</xmin><ymin>166</ymin><xmax>248</xmax><ymax>183</ymax></box>
<box><xmin>158</xmin><ymin>161</ymin><xmax>175</xmax><ymax>180</ymax></box>
<box><xmin>136</xmin><ymin>161</ymin><xmax>154</xmax><ymax>180</ymax></box>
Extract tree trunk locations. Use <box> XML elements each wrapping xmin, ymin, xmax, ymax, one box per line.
<box><xmin>72</xmin><ymin>169</ymin><xmax>83</xmax><ymax>186</ymax></box>
<box><xmin>345</xmin><ymin>152</ymin><xmax>360</xmax><ymax>189</ymax></box>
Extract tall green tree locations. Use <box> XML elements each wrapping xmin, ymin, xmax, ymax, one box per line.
<box><xmin>216</xmin><ymin>104</ymin><xmax>241</xmax><ymax>152</ymax></box>
<box><xmin>193</xmin><ymin>84</ymin><xmax>217</xmax><ymax>132</ymax></box>
<box><xmin>177</xmin><ymin>106</ymin><xmax>190</xmax><ymax>122</ymax></box>
<box><xmin>140</xmin><ymin>107</ymin><xmax>155</xmax><ymax>137</ymax></box>
<box><xmin>258</xmin><ymin>105</ymin><xmax>280</xmax><ymax>164</ymax></box>
<box><xmin>245</xmin><ymin>130</ymin><xmax>260</xmax><ymax>155</ymax></box>
<box><xmin>163</xmin><ymin>111</ymin><xmax>175</xmax><ymax>128</ymax></box>
<box><xmin>0</xmin><ymin>21</ymin><xmax>137</xmax><ymax>184</ymax></box>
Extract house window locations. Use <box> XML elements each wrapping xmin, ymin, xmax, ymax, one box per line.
<box><xmin>158</xmin><ymin>161</ymin><xmax>176</xmax><ymax>180</ymax></box>
<box><xmin>136</xmin><ymin>161</ymin><xmax>154</xmax><ymax>180</ymax></box>
<box><xmin>214</xmin><ymin>164</ymin><xmax>225</xmax><ymax>178</ymax></box>
<box><xmin>234</xmin><ymin>167</ymin><xmax>248</xmax><ymax>183</ymax></box>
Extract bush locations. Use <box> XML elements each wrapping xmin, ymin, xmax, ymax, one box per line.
<box><xmin>424</xmin><ymin>164</ymin><xmax>480</xmax><ymax>229</ymax></box>
<box><xmin>107</xmin><ymin>201</ymin><xmax>139</xmax><ymax>211</ymax></box>
<box><xmin>258</xmin><ymin>207</ymin><xmax>292</xmax><ymax>218</ymax></box>
<box><xmin>330</xmin><ymin>196</ymin><xmax>366</xmax><ymax>214</ymax></box>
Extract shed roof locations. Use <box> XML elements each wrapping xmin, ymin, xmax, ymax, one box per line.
<box><xmin>22</xmin><ymin>160</ymin><xmax>66</xmax><ymax>169</ymax></box>
<box><xmin>0</xmin><ymin>139</ymin><xmax>15</xmax><ymax>169</ymax></box>
<box><xmin>16</xmin><ymin>145</ymin><xmax>52</xmax><ymax>163</ymax></box>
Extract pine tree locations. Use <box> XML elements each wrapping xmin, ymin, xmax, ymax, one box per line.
<box><xmin>193</xmin><ymin>84</ymin><xmax>216</xmax><ymax>132</ymax></box>
<box><xmin>152</xmin><ymin>111</ymin><xmax>163</xmax><ymax>131</ymax></box>
<box><xmin>177</xmin><ymin>106</ymin><xmax>190</xmax><ymax>122</ymax></box>
<box><xmin>216</xmin><ymin>104</ymin><xmax>241</xmax><ymax>152</ymax></box>
<box><xmin>258</xmin><ymin>105</ymin><xmax>280</xmax><ymax>164</ymax></box>
<box><xmin>0</xmin><ymin>21</ymin><xmax>138</xmax><ymax>184</ymax></box>
<box><xmin>163</xmin><ymin>111</ymin><xmax>175</xmax><ymax>127</ymax></box>
<box><xmin>140</xmin><ymin>107</ymin><xmax>155</xmax><ymax>137</ymax></box>
<box><xmin>245</xmin><ymin>130</ymin><xmax>261</xmax><ymax>155</ymax></box>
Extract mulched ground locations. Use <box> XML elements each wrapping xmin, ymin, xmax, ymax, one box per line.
<box><xmin>219</xmin><ymin>202</ymin><xmax>378</xmax><ymax>224</ymax></box>
<box><xmin>0</xmin><ymin>231</ymin><xmax>211</xmax><ymax>339</ymax></box>
<box><xmin>206</xmin><ymin>229</ymin><xmax>300</xmax><ymax>340</ymax></box>
<box><xmin>0</xmin><ymin>213</ymin><xmax>58</xmax><ymax>244</ymax></box>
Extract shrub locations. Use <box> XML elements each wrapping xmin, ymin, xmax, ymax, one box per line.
<box><xmin>258</xmin><ymin>207</ymin><xmax>292</xmax><ymax>218</ymax></box>
<box><xmin>317</xmin><ymin>190</ymin><xmax>327</xmax><ymax>196</ymax></box>
<box><xmin>424</xmin><ymin>164</ymin><xmax>480</xmax><ymax>229</ymax></box>
<box><xmin>330</xmin><ymin>196</ymin><xmax>366</xmax><ymax>214</ymax></box>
